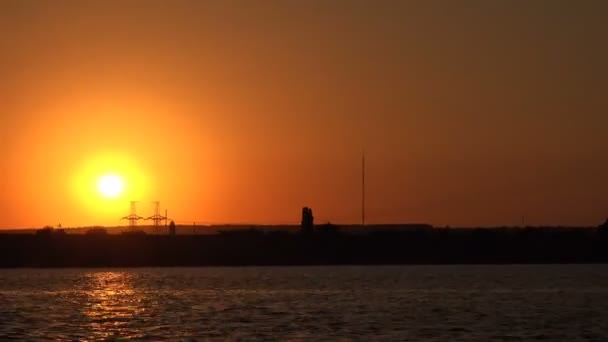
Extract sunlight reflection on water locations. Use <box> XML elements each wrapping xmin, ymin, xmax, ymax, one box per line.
<box><xmin>82</xmin><ymin>272</ymin><xmax>144</xmax><ymax>340</ymax></box>
<box><xmin>1</xmin><ymin>265</ymin><xmax>608</xmax><ymax>340</ymax></box>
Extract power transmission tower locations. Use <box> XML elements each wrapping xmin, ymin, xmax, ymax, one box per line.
<box><xmin>121</xmin><ymin>201</ymin><xmax>143</xmax><ymax>228</ymax></box>
<box><xmin>146</xmin><ymin>201</ymin><xmax>167</xmax><ymax>229</ymax></box>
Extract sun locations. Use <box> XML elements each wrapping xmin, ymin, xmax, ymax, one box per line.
<box><xmin>98</xmin><ymin>174</ymin><xmax>124</xmax><ymax>198</ymax></box>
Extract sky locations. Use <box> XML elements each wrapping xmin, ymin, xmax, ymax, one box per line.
<box><xmin>0</xmin><ymin>0</ymin><xmax>607</xmax><ymax>228</ymax></box>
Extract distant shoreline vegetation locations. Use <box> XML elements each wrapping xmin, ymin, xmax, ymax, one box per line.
<box><xmin>0</xmin><ymin>222</ymin><xmax>605</xmax><ymax>235</ymax></box>
<box><xmin>0</xmin><ymin>221</ymin><xmax>607</xmax><ymax>267</ymax></box>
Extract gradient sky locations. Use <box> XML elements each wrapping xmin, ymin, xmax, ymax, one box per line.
<box><xmin>1</xmin><ymin>0</ymin><xmax>607</xmax><ymax>228</ymax></box>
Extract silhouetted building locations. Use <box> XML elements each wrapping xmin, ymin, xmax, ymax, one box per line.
<box><xmin>35</xmin><ymin>226</ymin><xmax>55</xmax><ymax>237</ymax></box>
<box><xmin>121</xmin><ymin>230</ymin><xmax>146</xmax><ymax>236</ymax></box>
<box><xmin>317</xmin><ymin>222</ymin><xmax>339</xmax><ymax>234</ymax></box>
<box><xmin>85</xmin><ymin>228</ymin><xmax>108</xmax><ymax>236</ymax></box>
<box><xmin>169</xmin><ymin>221</ymin><xmax>176</xmax><ymax>236</ymax></box>
<box><xmin>218</xmin><ymin>228</ymin><xmax>263</xmax><ymax>237</ymax></box>
<box><xmin>599</xmin><ymin>218</ymin><xmax>608</xmax><ymax>235</ymax></box>
<box><xmin>301</xmin><ymin>207</ymin><xmax>314</xmax><ymax>234</ymax></box>
<box><xmin>35</xmin><ymin>226</ymin><xmax>66</xmax><ymax>237</ymax></box>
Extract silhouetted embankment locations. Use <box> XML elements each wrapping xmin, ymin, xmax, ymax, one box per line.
<box><xmin>2</xmin><ymin>226</ymin><xmax>608</xmax><ymax>267</ymax></box>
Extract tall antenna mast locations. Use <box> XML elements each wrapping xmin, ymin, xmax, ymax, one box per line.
<box><xmin>362</xmin><ymin>149</ymin><xmax>365</xmax><ymax>226</ymax></box>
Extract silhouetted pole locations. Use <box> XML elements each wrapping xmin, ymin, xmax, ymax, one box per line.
<box><xmin>362</xmin><ymin>150</ymin><xmax>365</xmax><ymax>226</ymax></box>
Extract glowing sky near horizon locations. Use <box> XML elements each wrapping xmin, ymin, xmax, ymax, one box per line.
<box><xmin>0</xmin><ymin>0</ymin><xmax>607</xmax><ymax>228</ymax></box>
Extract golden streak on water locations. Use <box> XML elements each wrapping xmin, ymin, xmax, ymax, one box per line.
<box><xmin>82</xmin><ymin>272</ymin><xmax>144</xmax><ymax>340</ymax></box>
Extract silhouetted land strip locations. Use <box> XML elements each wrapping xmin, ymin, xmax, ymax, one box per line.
<box><xmin>2</xmin><ymin>225</ymin><xmax>608</xmax><ymax>267</ymax></box>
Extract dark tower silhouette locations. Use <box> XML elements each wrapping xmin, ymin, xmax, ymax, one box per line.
<box><xmin>145</xmin><ymin>201</ymin><xmax>167</xmax><ymax>229</ymax></box>
<box><xmin>121</xmin><ymin>201</ymin><xmax>143</xmax><ymax>228</ymax></box>
<box><xmin>301</xmin><ymin>207</ymin><xmax>314</xmax><ymax>234</ymax></box>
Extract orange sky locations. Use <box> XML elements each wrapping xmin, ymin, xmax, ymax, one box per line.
<box><xmin>1</xmin><ymin>0</ymin><xmax>607</xmax><ymax>228</ymax></box>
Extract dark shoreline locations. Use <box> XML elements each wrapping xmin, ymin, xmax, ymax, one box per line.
<box><xmin>2</xmin><ymin>226</ymin><xmax>608</xmax><ymax>267</ymax></box>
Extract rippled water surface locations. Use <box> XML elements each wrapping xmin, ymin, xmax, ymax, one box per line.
<box><xmin>1</xmin><ymin>265</ymin><xmax>608</xmax><ymax>340</ymax></box>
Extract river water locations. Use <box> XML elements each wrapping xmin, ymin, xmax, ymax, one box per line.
<box><xmin>0</xmin><ymin>265</ymin><xmax>607</xmax><ymax>341</ymax></box>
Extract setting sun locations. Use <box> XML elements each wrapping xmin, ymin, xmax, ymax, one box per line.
<box><xmin>98</xmin><ymin>175</ymin><xmax>124</xmax><ymax>198</ymax></box>
<box><xmin>69</xmin><ymin>152</ymin><xmax>151</xmax><ymax>224</ymax></box>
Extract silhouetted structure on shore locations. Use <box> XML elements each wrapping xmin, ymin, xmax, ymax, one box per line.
<box><xmin>122</xmin><ymin>201</ymin><xmax>143</xmax><ymax>227</ymax></box>
<box><xmin>169</xmin><ymin>221</ymin><xmax>176</xmax><ymax>236</ymax></box>
<box><xmin>301</xmin><ymin>207</ymin><xmax>314</xmax><ymax>234</ymax></box>
<box><xmin>145</xmin><ymin>201</ymin><xmax>168</xmax><ymax>229</ymax></box>
<box><xmin>85</xmin><ymin>227</ymin><xmax>108</xmax><ymax>236</ymax></box>
<box><xmin>35</xmin><ymin>226</ymin><xmax>65</xmax><ymax>237</ymax></box>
